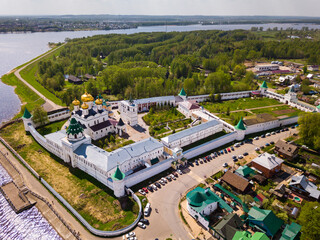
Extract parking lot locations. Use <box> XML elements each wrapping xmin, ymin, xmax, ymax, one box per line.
<box><xmin>120</xmin><ymin>126</ymin><xmax>298</xmax><ymax>240</ymax></box>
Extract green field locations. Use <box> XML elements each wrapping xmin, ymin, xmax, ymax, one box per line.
<box><xmin>37</xmin><ymin>119</ymin><xmax>67</xmax><ymax>135</ymax></box>
<box><xmin>143</xmin><ymin>108</ymin><xmax>185</xmax><ymax>126</ymax></box>
<box><xmin>0</xmin><ymin>121</ymin><xmax>138</xmax><ymax>231</ymax></box>
<box><xmin>201</xmin><ymin>97</ymin><xmax>281</xmax><ymax>113</ymax></box>
<box><xmin>251</xmin><ymin>105</ymin><xmax>303</xmax><ymax>118</ymax></box>
<box><xmin>217</xmin><ymin>111</ymin><xmax>253</xmax><ymax>125</ymax></box>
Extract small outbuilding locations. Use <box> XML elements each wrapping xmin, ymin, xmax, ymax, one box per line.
<box><xmin>251</xmin><ymin>153</ymin><xmax>284</xmax><ymax>178</ymax></box>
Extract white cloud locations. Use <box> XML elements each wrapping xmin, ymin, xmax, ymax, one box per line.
<box><xmin>0</xmin><ymin>0</ymin><xmax>319</xmax><ymax>16</ymax></box>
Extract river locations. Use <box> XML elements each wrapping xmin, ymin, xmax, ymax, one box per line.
<box><xmin>1</xmin><ymin>23</ymin><xmax>320</xmax><ymax>123</ymax></box>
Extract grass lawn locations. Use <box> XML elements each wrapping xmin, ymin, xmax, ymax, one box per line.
<box><xmin>182</xmin><ymin>131</ymin><xmax>227</xmax><ymax>151</ymax></box>
<box><xmin>251</xmin><ymin>105</ymin><xmax>303</xmax><ymax>118</ymax></box>
<box><xmin>1</xmin><ymin>73</ymin><xmax>45</xmax><ymax>118</ymax></box>
<box><xmin>217</xmin><ymin>111</ymin><xmax>253</xmax><ymax>125</ymax></box>
<box><xmin>37</xmin><ymin>119</ymin><xmax>67</xmax><ymax>135</ymax></box>
<box><xmin>168</xmin><ymin>118</ymin><xmax>192</xmax><ymax>130</ymax></box>
<box><xmin>143</xmin><ymin>108</ymin><xmax>185</xmax><ymax>126</ymax></box>
<box><xmin>92</xmin><ymin>135</ymin><xmax>135</xmax><ymax>152</ymax></box>
<box><xmin>201</xmin><ymin>97</ymin><xmax>281</xmax><ymax>113</ymax></box>
<box><xmin>0</xmin><ymin>121</ymin><xmax>138</xmax><ymax>231</ymax></box>
<box><xmin>20</xmin><ymin>47</ymin><xmax>65</xmax><ymax>106</ymax></box>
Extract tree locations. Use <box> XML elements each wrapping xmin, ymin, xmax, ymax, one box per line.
<box><xmin>298</xmin><ymin>113</ymin><xmax>320</xmax><ymax>150</ymax></box>
<box><xmin>298</xmin><ymin>202</ymin><xmax>320</xmax><ymax>240</ymax></box>
<box><xmin>303</xmin><ymin>65</ymin><xmax>308</xmax><ymax>74</ymax></box>
<box><xmin>32</xmin><ymin>106</ymin><xmax>48</xmax><ymax>126</ymax></box>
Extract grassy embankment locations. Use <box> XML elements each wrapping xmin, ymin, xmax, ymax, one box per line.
<box><xmin>19</xmin><ymin>47</ymin><xmax>65</xmax><ymax>106</ymax></box>
<box><xmin>0</xmin><ymin>121</ymin><xmax>138</xmax><ymax>231</ymax></box>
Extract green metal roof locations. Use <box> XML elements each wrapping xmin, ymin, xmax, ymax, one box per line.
<box><xmin>187</xmin><ymin>187</ymin><xmax>233</xmax><ymax>213</ymax></box>
<box><xmin>235</xmin><ymin>166</ymin><xmax>254</xmax><ymax>177</ymax></box>
<box><xmin>248</xmin><ymin>206</ymin><xmax>284</xmax><ymax>236</ymax></box>
<box><xmin>22</xmin><ymin>107</ymin><xmax>32</xmax><ymax>119</ymax></box>
<box><xmin>66</xmin><ymin>118</ymin><xmax>84</xmax><ymax>135</ymax></box>
<box><xmin>280</xmin><ymin>222</ymin><xmax>301</xmax><ymax>240</ymax></box>
<box><xmin>112</xmin><ymin>165</ymin><xmax>125</xmax><ymax>181</ymax></box>
<box><xmin>235</xmin><ymin>117</ymin><xmax>246</xmax><ymax>131</ymax></box>
<box><xmin>317</xmin><ymin>104</ymin><xmax>320</xmax><ymax>109</ymax></box>
<box><xmin>261</xmin><ymin>81</ymin><xmax>268</xmax><ymax>88</ymax></box>
<box><xmin>179</xmin><ymin>87</ymin><xmax>187</xmax><ymax>96</ymax></box>
<box><xmin>233</xmin><ymin>231</ymin><xmax>270</xmax><ymax>240</ymax></box>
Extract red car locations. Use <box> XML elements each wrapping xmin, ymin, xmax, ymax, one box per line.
<box><xmin>227</xmin><ymin>148</ymin><xmax>231</xmax><ymax>152</ymax></box>
<box><xmin>142</xmin><ymin>187</ymin><xmax>148</xmax><ymax>193</ymax></box>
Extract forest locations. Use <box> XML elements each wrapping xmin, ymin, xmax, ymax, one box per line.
<box><xmin>35</xmin><ymin>29</ymin><xmax>320</xmax><ymax>105</ymax></box>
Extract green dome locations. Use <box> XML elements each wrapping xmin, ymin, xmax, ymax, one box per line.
<box><xmin>235</xmin><ymin>117</ymin><xmax>246</xmax><ymax>131</ymax></box>
<box><xmin>179</xmin><ymin>87</ymin><xmax>187</xmax><ymax>96</ymax></box>
<box><xmin>22</xmin><ymin>107</ymin><xmax>32</xmax><ymax>119</ymax></box>
<box><xmin>261</xmin><ymin>81</ymin><xmax>268</xmax><ymax>88</ymax></box>
<box><xmin>66</xmin><ymin>118</ymin><xmax>83</xmax><ymax>135</ymax></box>
<box><xmin>112</xmin><ymin>165</ymin><xmax>125</xmax><ymax>181</ymax></box>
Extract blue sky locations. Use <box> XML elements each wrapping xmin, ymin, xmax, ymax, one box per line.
<box><xmin>1</xmin><ymin>0</ymin><xmax>319</xmax><ymax>16</ymax></box>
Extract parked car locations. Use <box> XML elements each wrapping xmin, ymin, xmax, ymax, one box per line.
<box><xmin>151</xmin><ymin>184</ymin><xmax>157</xmax><ymax>190</ymax></box>
<box><xmin>138</xmin><ymin>222</ymin><xmax>146</xmax><ymax>229</ymax></box>
<box><xmin>199</xmin><ymin>159</ymin><xmax>204</xmax><ymax>164</ymax></box>
<box><xmin>173</xmin><ymin>172</ymin><xmax>178</xmax><ymax>178</ymax></box>
<box><xmin>144</xmin><ymin>203</ymin><xmax>151</xmax><ymax>217</ymax></box>
<box><xmin>260</xmin><ymin>145</ymin><xmax>265</xmax><ymax>149</ymax></box>
<box><xmin>203</xmin><ymin>158</ymin><xmax>207</xmax><ymax>163</ymax></box>
<box><xmin>195</xmin><ymin>160</ymin><xmax>199</xmax><ymax>166</ymax></box>
<box><xmin>291</xmin><ymin>125</ymin><xmax>295</xmax><ymax>129</ymax></box>
<box><xmin>227</xmin><ymin>148</ymin><xmax>231</xmax><ymax>153</ymax></box>
<box><xmin>232</xmin><ymin>155</ymin><xmax>237</xmax><ymax>160</ymax></box>
<box><xmin>243</xmin><ymin>152</ymin><xmax>248</xmax><ymax>156</ymax></box>
<box><xmin>128</xmin><ymin>237</ymin><xmax>137</xmax><ymax>240</ymax></box>
<box><xmin>155</xmin><ymin>182</ymin><xmax>161</xmax><ymax>188</ymax></box>
<box><xmin>177</xmin><ymin>169</ymin><xmax>183</xmax><ymax>175</ymax></box>
<box><xmin>265</xmin><ymin>143</ymin><xmax>270</xmax><ymax>146</ymax></box>
<box><xmin>284</xmin><ymin>128</ymin><xmax>289</xmax><ymax>131</ymax></box>
<box><xmin>223</xmin><ymin>163</ymin><xmax>228</xmax><ymax>168</ymax></box>
<box><xmin>140</xmin><ymin>218</ymin><xmax>149</xmax><ymax>225</ymax></box>
<box><xmin>159</xmin><ymin>179</ymin><xmax>165</xmax><ymax>185</ymax></box>
<box><xmin>266</xmin><ymin>133</ymin><xmax>271</xmax><ymax>136</ymax></box>
<box><xmin>224</xmin><ymin>149</ymin><xmax>228</xmax><ymax>154</ymax></box>
<box><xmin>217</xmin><ymin>151</ymin><xmax>221</xmax><ymax>156</ymax></box>
<box><xmin>238</xmin><ymin>155</ymin><xmax>243</xmax><ymax>159</ymax></box>
<box><xmin>270</xmin><ymin>141</ymin><xmax>274</xmax><ymax>145</ymax></box>
<box><xmin>261</xmin><ymin>134</ymin><xmax>266</xmax><ymax>138</ymax></box>
<box><xmin>254</xmin><ymin>136</ymin><xmax>259</xmax><ymax>140</ymax></box>
<box><xmin>126</xmin><ymin>232</ymin><xmax>136</xmax><ymax>238</ymax></box>
<box><xmin>188</xmin><ymin>162</ymin><xmax>194</xmax><ymax>167</ymax></box>
<box><xmin>143</xmin><ymin>187</ymin><xmax>148</xmax><ymax>193</ymax></box>
<box><xmin>255</xmin><ymin>147</ymin><xmax>260</xmax><ymax>151</ymax></box>
<box><xmin>234</xmin><ymin>143</ymin><xmax>240</xmax><ymax>147</ymax></box>
<box><xmin>214</xmin><ymin>152</ymin><xmax>218</xmax><ymax>157</ymax></box>
<box><xmin>166</xmin><ymin>176</ymin><xmax>172</xmax><ymax>181</ymax></box>
<box><xmin>233</xmin><ymin>158</ymin><xmax>238</xmax><ymax>162</ymax></box>
<box><xmin>231</xmin><ymin>147</ymin><xmax>234</xmax><ymax>151</ymax></box>
<box><xmin>170</xmin><ymin>174</ymin><xmax>176</xmax><ymax>180</ymax></box>
<box><xmin>220</xmin><ymin>150</ymin><xmax>224</xmax><ymax>154</ymax></box>
<box><xmin>240</xmin><ymin>141</ymin><xmax>244</xmax><ymax>145</ymax></box>
<box><xmin>280</xmin><ymin>129</ymin><xmax>285</xmax><ymax>132</ymax></box>
<box><xmin>147</xmin><ymin>186</ymin><xmax>153</xmax><ymax>192</ymax></box>
<box><xmin>161</xmin><ymin>177</ymin><xmax>167</xmax><ymax>183</ymax></box>
<box><xmin>271</xmin><ymin>131</ymin><xmax>276</xmax><ymax>135</ymax></box>
<box><xmin>276</xmin><ymin>130</ymin><xmax>280</xmax><ymax>133</ymax></box>
<box><xmin>138</xmin><ymin>189</ymin><xmax>146</xmax><ymax>195</ymax></box>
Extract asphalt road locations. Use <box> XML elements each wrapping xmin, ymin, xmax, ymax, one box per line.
<box><xmin>131</xmin><ymin>128</ymin><xmax>297</xmax><ymax>240</ymax></box>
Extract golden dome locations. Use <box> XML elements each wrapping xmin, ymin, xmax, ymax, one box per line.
<box><xmin>95</xmin><ymin>98</ymin><xmax>103</xmax><ymax>105</ymax></box>
<box><xmin>81</xmin><ymin>102</ymin><xmax>89</xmax><ymax>109</ymax></box>
<box><xmin>81</xmin><ymin>92</ymin><xmax>94</xmax><ymax>102</ymax></box>
<box><xmin>72</xmin><ymin>98</ymin><xmax>80</xmax><ymax>106</ymax></box>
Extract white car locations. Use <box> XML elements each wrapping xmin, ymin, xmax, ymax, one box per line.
<box><xmin>126</xmin><ymin>232</ymin><xmax>136</xmax><ymax>238</ymax></box>
<box><xmin>255</xmin><ymin>147</ymin><xmax>260</xmax><ymax>151</ymax></box>
<box><xmin>266</xmin><ymin>133</ymin><xmax>271</xmax><ymax>136</ymax></box>
<box><xmin>138</xmin><ymin>189</ymin><xmax>146</xmax><ymax>195</ymax></box>
<box><xmin>138</xmin><ymin>222</ymin><xmax>146</xmax><ymax>229</ymax></box>
<box><xmin>151</xmin><ymin>184</ymin><xmax>157</xmax><ymax>190</ymax></box>
<box><xmin>177</xmin><ymin>169</ymin><xmax>183</xmax><ymax>175</ymax></box>
<box><xmin>161</xmin><ymin>177</ymin><xmax>167</xmax><ymax>183</ymax></box>
<box><xmin>254</xmin><ymin>137</ymin><xmax>259</xmax><ymax>140</ymax></box>
<box><xmin>128</xmin><ymin>237</ymin><xmax>137</xmax><ymax>240</ymax></box>
<box><xmin>159</xmin><ymin>179</ymin><xmax>165</xmax><ymax>185</ymax></box>
<box><xmin>271</xmin><ymin>131</ymin><xmax>276</xmax><ymax>135</ymax></box>
<box><xmin>144</xmin><ymin>203</ymin><xmax>151</xmax><ymax>216</ymax></box>
<box><xmin>170</xmin><ymin>174</ymin><xmax>176</xmax><ymax>180</ymax></box>
<box><xmin>238</xmin><ymin>155</ymin><xmax>243</xmax><ymax>159</ymax></box>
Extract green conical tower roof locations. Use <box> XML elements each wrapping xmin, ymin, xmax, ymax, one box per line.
<box><xmin>112</xmin><ymin>165</ymin><xmax>125</xmax><ymax>181</ymax></box>
<box><xmin>316</xmin><ymin>104</ymin><xmax>320</xmax><ymax>109</ymax></box>
<box><xmin>235</xmin><ymin>117</ymin><xmax>246</xmax><ymax>131</ymax></box>
<box><xmin>261</xmin><ymin>81</ymin><xmax>268</xmax><ymax>88</ymax></box>
<box><xmin>22</xmin><ymin>107</ymin><xmax>32</xmax><ymax>119</ymax></box>
<box><xmin>179</xmin><ymin>87</ymin><xmax>187</xmax><ymax>96</ymax></box>
<box><xmin>66</xmin><ymin>118</ymin><xmax>83</xmax><ymax>135</ymax></box>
